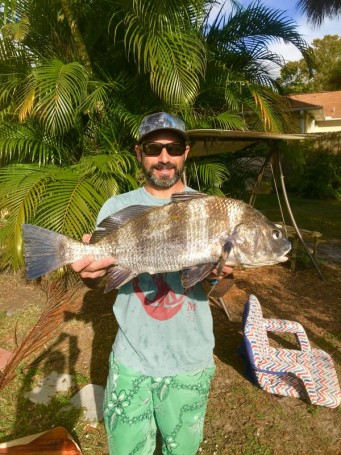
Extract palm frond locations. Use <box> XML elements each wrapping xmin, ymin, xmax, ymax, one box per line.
<box><xmin>0</xmin><ymin>37</ymin><xmax>35</xmax><ymax>110</ymax></box>
<box><xmin>147</xmin><ymin>31</ymin><xmax>205</xmax><ymax>105</ymax></box>
<box><xmin>1</xmin><ymin>14</ymin><xmax>30</xmax><ymax>41</ymax></box>
<box><xmin>0</xmin><ymin>121</ymin><xmax>65</xmax><ymax>165</ymax></box>
<box><xmin>77</xmin><ymin>152</ymin><xmax>139</xmax><ymax>196</ymax></box>
<box><xmin>33</xmin><ymin>169</ymin><xmax>106</xmax><ymax>238</ymax></box>
<box><xmin>206</xmin><ymin>2</ymin><xmax>313</xmax><ymax>76</ymax></box>
<box><xmin>0</xmin><ymin>277</ymin><xmax>86</xmax><ymax>391</ymax></box>
<box><xmin>186</xmin><ymin>158</ymin><xmax>230</xmax><ymax>195</ymax></box>
<box><xmin>182</xmin><ymin>107</ymin><xmax>245</xmax><ymax>131</ymax></box>
<box><xmin>81</xmin><ymin>80</ymin><xmax>120</xmax><ymax>116</ymax></box>
<box><xmin>119</xmin><ymin>2</ymin><xmax>206</xmax><ymax>105</ymax></box>
<box><xmin>223</xmin><ymin>2</ymin><xmax>309</xmax><ymax>53</ymax></box>
<box><xmin>0</xmin><ymin>164</ymin><xmax>52</xmax><ymax>269</ymax></box>
<box><xmin>209</xmin><ymin>111</ymin><xmax>246</xmax><ymax>130</ymax></box>
<box><xmin>20</xmin><ymin>59</ymin><xmax>89</xmax><ymax>135</ymax></box>
<box><xmin>221</xmin><ymin>152</ymin><xmax>265</xmax><ymax>199</ymax></box>
<box><xmin>297</xmin><ymin>0</ymin><xmax>341</xmax><ymax>25</ymax></box>
<box><xmin>245</xmin><ymin>86</ymin><xmax>292</xmax><ymax>132</ymax></box>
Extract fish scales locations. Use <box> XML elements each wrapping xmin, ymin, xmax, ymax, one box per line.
<box><xmin>111</xmin><ymin>197</ymin><xmax>234</xmax><ymax>273</ymax></box>
<box><xmin>112</xmin><ymin>199</ymin><xmax>211</xmax><ymax>272</ymax></box>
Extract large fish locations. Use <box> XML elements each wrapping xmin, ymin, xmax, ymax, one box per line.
<box><xmin>22</xmin><ymin>192</ymin><xmax>291</xmax><ymax>291</ymax></box>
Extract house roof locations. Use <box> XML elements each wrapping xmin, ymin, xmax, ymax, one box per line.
<box><xmin>288</xmin><ymin>91</ymin><xmax>341</xmax><ymax>120</ymax></box>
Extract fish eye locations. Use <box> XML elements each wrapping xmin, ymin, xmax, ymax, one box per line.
<box><xmin>272</xmin><ymin>229</ymin><xmax>282</xmax><ymax>240</ymax></box>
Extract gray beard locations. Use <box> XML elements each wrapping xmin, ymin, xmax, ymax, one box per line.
<box><xmin>142</xmin><ymin>163</ymin><xmax>184</xmax><ymax>189</ymax></box>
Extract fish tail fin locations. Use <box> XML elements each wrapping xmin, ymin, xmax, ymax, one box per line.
<box><xmin>22</xmin><ymin>224</ymin><xmax>78</xmax><ymax>279</ymax></box>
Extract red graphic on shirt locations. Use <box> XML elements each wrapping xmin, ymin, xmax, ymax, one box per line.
<box><xmin>133</xmin><ymin>274</ymin><xmax>188</xmax><ymax>321</ymax></box>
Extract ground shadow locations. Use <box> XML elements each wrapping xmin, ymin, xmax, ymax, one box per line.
<box><xmin>211</xmin><ymin>303</ymin><xmax>246</xmax><ymax>377</ymax></box>
<box><xmin>0</xmin><ymin>280</ymin><xmax>117</xmax><ymax>450</ymax></box>
<box><xmin>64</xmin><ymin>287</ymin><xmax>118</xmax><ymax>387</ymax></box>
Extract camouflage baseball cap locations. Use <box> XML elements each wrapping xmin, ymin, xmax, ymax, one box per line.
<box><xmin>138</xmin><ymin>112</ymin><xmax>187</xmax><ymax>142</ymax></box>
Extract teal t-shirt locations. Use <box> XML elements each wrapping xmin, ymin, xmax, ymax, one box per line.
<box><xmin>97</xmin><ymin>187</ymin><xmax>215</xmax><ymax>376</ymax></box>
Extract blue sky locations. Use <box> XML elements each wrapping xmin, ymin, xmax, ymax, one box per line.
<box><xmin>211</xmin><ymin>0</ymin><xmax>341</xmax><ymax>62</ymax></box>
<box><xmin>256</xmin><ymin>0</ymin><xmax>341</xmax><ymax>62</ymax></box>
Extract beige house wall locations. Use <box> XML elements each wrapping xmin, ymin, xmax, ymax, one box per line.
<box><xmin>304</xmin><ymin>113</ymin><xmax>316</xmax><ymax>133</ymax></box>
<box><xmin>315</xmin><ymin>119</ymin><xmax>341</xmax><ymax>133</ymax></box>
<box><xmin>290</xmin><ymin>112</ymin><xmax>316</xmax><ymax>133</ymax></box>
<box><xmin>289</xmin><ymin>113</ymin><xmax>341</xmax><ymax>153</ymax></box>
<box><xmin>290</xmin><ymin>112</ymin><xmax>341</xmax><ymax>134</ymax></box>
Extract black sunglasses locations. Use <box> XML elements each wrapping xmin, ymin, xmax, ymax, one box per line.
<box><xmin>140</xmin><ymin>142</ymin><xmax>186</xmax><ymax>156</ymax></box>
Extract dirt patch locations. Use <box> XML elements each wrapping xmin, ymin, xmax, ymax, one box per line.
<box><xmin>0</xmin><ymin>272</ymin><xmax>46</xmax><ymax>316</ymax></box>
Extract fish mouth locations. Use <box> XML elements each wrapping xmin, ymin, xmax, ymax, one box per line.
<box><xmin>228</xmin><ymin>253</ymin><xmax>290</xmax><ymax>268</ymax></box>
<box><xmin>225</xmin><ymin>241</ymin><xmax>291</xmax><ymax>268</ymax></box>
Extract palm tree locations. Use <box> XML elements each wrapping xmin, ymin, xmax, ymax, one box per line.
<box><xmin>0</xmin><ymin>0</ymin><xmax>312</xmax><ymax>271</ymax></box>
<box><xmin>0</xmin><ymin>0</ymin><xmax>207</xmax><ymax>269</ymax></box>
<box><xmin>297</xmin><ymin>0</ymin><xmax>341</xmax><ymax>25</ymax></box>
<box><xmin>192</xmin><ymin>2</ymin><xmax>312</xmax><ymax>133</ymax></box>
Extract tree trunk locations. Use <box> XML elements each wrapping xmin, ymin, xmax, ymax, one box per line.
<box><xmin>60</xmin><ymin>0</ymin><xmax>92</xmax><ymax>75</ymax></box>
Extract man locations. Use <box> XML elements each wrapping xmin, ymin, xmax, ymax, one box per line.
<box><xmin>72</xmin><ymin>112</ymin><xmax>233</xmax><ymax>455</ymax></box>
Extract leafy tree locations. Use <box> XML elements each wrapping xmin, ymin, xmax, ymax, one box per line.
<box><xmin>0</xmin><ymin>0</ymin><xmax>311</xmax><ymax>271</ymax></box>
<box><xmin>278</xmin><ymin>34</ymin><xmax>341</xmax><ymax>93</ymax></box>
<box><xmin>297</xmin><ymin>0</ymin><xmax>341</xmax><ymax>25</ymax></box>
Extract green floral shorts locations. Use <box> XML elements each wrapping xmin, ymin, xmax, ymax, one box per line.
<box><xmin>103</xmin><ymin>353</ymin><xmax>215</xmax><ymax>455</ymax></box>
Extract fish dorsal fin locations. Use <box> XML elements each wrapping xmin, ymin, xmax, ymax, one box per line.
<box><xmin>90</xmin><ymin>205</ymin><xmax>156</xmax><ymax>244</ymax></box>
<box><xmin>181</xmin><ymin>263</ymin><xmax>215</xmax><ymax>289</ymax></box>
<box><xmin>171</xmin><ymin>191</ymin><xmax>210</xmax><ymax>203</ymax></box>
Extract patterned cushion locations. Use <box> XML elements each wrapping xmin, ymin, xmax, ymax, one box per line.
<box><xmin>242</xmin><ymin>295</ymin><xmax>341</xmax><ymax>408</ymax></box>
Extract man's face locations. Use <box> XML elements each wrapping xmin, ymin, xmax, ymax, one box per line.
<box><xmin>135</xmin><ymin>131</ymin><xmax>189</xmax><ymax>189</ymax></box>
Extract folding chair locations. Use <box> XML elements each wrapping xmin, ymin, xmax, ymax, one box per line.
<box><xmin>242</xmin><ymin>294</ymin><xmax>341</xmax><ymax>408</ymax></box>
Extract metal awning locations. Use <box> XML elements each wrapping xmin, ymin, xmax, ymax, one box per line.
<box><xmin>187</xmin><ymin>129</ymin><xmax>309</xmax><ymax>157</ymax></box>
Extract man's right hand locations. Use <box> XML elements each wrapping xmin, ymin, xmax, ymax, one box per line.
<box><xmin>71</xmin><ymin>234</ymin><xmax>115</xmax><ymax>283</ymax></box>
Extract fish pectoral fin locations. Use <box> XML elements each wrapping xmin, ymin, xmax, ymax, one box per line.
<box><xmin>104</xmin><ymin>266</ymin><xmax>136</xmax><ymax>292</ymax></box>
<box><xmin>181</xmin><ymin>264</ymin><xmax>215</xmax><ymax>289</ymax></box>
<box><xmin>171</xmin><ymin>191</ymin><xmax>209</xmax><ymax>203</ymax></box>
<box><xmin>216</xmin><ymin>241</ymin><xmax>233</xmax><ymax>275</ymax></box>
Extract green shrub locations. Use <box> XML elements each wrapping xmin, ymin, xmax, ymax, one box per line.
<box><xmin>281</xmin><ymin>140</ymin><xmax>341</xmax><ymax>200</ymax></box>
<box><xmin>294</xmin><ymin>152</ymin><xmax>340</xmax><ymax>199</ymax></box>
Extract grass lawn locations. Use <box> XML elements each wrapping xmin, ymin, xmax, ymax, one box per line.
<box><xmin>253</xmin><ymin>193</ymin><xmax>341</xmax><ymax>240</ymax></box>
